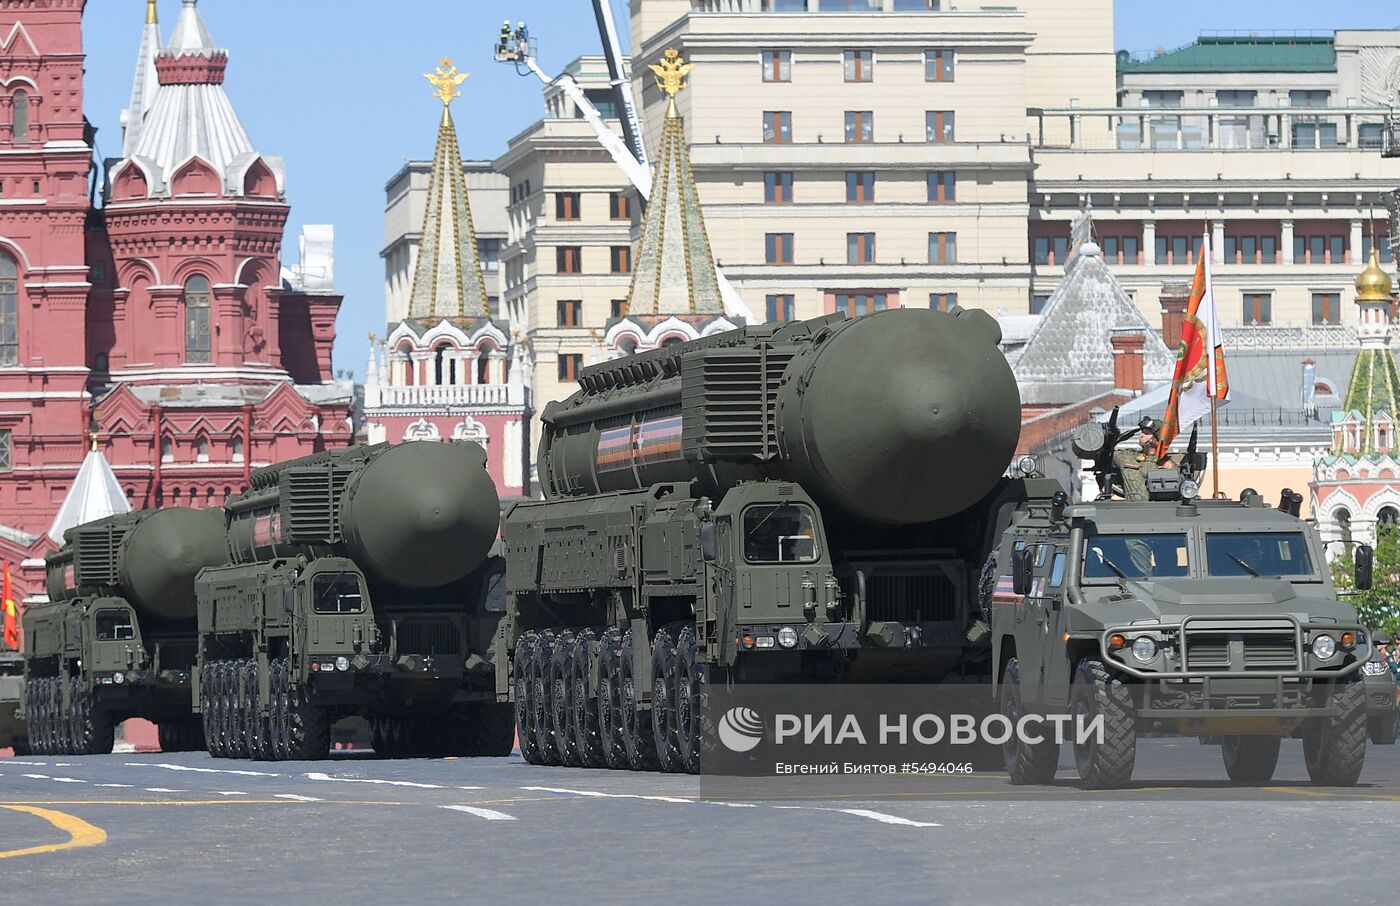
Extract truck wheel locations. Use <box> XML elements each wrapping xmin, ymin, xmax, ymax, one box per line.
<box><xmin>285</xmin><ymin>678</ymin><xmax>330</xmax><ymax>761</ymax></box>
<box><xmin>208</xmin><ymin>661</ymin><xmax>227</xmax><ymax>758</ymax></box>
<box><xmin>11</xmin><ymin>735</ymin><xmax>29</xmax><ymax>757</ymax></box>
<box><xmin>598</xmin><ymin>628</ymin><xmax>628</xmax><ymax>769</ymax></box>
<box><xmin>62</xmin><ymin>676</ymin><xmax>80</xmax><ymax>755</ymax></box>
<box><xmin>550</xmin><ymin>629</ymin><xmax>581</xmax><ymax>766</ymax></box>
<box><xmin>244</xmin><ymin>660</ymin><xmax>271</xmax><ymax>761</ymax></box>
<box><xmin>650</xmin><ymin>625</ymin><xmax>682</xmax><ymax>773</ymax></box>
<box><xmin>46</xmin><ymin>677</ymin><xmax>61</xmax><ymax>755</ymax></box>
<box><xmin>620</xmin><ymin>628</ymin><xmax>659</xmax><ymax>772</ymax></box>
<box><xmin>200</xmin><ymin>664</ymin><xmax>219</xmax><ymax>756</ymax></box>
<box><xmin>674</xmin><ymin>624</ymin><xmax>703</xmax><ymax>775</ymax></box>
<box><xmin>269</xmin><ymin>659</ymin><xmax>290</xmax><ymax>761</ymax></box>
<box><xmin>1000</xmin><ymin>658</ymin><xmax>1060</xmax><ymax>785</ymax></box>
<box><xmin>1069</xmin><ymin>657</ymin><xmax>1137</xmax><ymax>790</ymax></box>
<box><xmin>531</xmin><ymin>630</ymin><xmax>561</xmax><ymax>765</ymax></box>
<box><xmin>513</xmin><ymin>631</ymin><xmax>540</xmax><ymax>764</ymax></box>
<box><xmin>31</xmin><ymin>678</ymin><xmax>47</xmax><ymax>755</ymax></box>
<box><xmin>54</xmin><ymin>677</ymin><xmax>71</xmax><ymax>755</ymax></box>
<box><xmin>1221</xmin><ymin>735</ymin><xmax>1280</xmax><ymax>784</ymax></box>
<box><xmin>1304</xmin><ymin>678</ymin><xmax>1367</xmax><ymax>786</ymax></box>
<box><xmin>227</xmin><ymin>660</ymin><xmax>249</xmax><ymax>760</ymax></box>
<box><xmin>72</xmin><ymin>680</ymin><xmax>113</xmax><ymax>756</ymax></box>
<box><xmin>38</xmin><ymin>678</ymin><xmax>53</xmax><ymax>756</ymax></box>
<box><xmin>461</xmin><ymin>701</ymin><xmax>516</xmax><ymax>757</ymax></box>
<box><xmin>570</xmin><ymin>629</ymin><xmax>606</xmax><ymax>768</ymax></box>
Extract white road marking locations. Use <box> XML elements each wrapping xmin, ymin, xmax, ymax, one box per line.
<box><xmin>95</xmin><ymin>783</ymin><xmax>134</xmax><ymax>788</ymax></box>
<box><xmin>213</xmin><ymin>791</ymin><xmax>247</xmax><ymax>797</ymax></box>
<box><xmin>125</xmin><ymin>762</ymin><xmax>280</xmax><ymax>778</ymax></box>
<box><xmin>144</xmin><ymin>788</ymin><xmax>188</xmax><ymax>793</ymax></box>
<box><xmin>458</xmin><ymin>786</ymin><xmax>485</xmax><ymax>791</ymax></box>
<box><xmin>521</xmin><ymin>785</ymin><xmax>693</xmax><ymax>804</ymax></box>
<box><xmin>20</xmin><ymin>774</ymin><xmax>86</xmax><ymax>784</ymax></box>
<box><xmin>822</xmin><ymin>808</ymin><xmax>940</xmax><ymax>828</ymax></box>
<box><xmin>440</xmin><ymin>805</ymin><xmax>516</xmax><ymax>821</ymax></box>
<box><xmin>8</xmin><ymin>761</ymin><xmax>48</xmax><ymax>766</ymax></box>
<box><xmin>304</xmin><ymin>771</ymin><xmax>444</xmax><ymax>789</ymax></box>
<box><xmin>273</xmin><ymin>794</ymin><xmax>322</xmax><ymax>802</ymax></box>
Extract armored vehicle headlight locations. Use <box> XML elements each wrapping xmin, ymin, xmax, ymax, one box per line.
<box><xmin>1180</xmin><ymin>479</ymin><xmax>1200</xmax><ymax>500</ymax></box>
<box><xmin>1340</xmin><ymin>632</ymin><xmax>1356</xmax><ymax>650</ymax></box>
<box><xmin>112</xmin><ymin>671</ymin><xmax>125</xmax><ymax>684</ymax></box>
<box><xmin>335</xmin><ymin>656</ymin><xmax>350</xmax><ymax>672</ymax></box>
<box><xmin>777</xmin><ymin>627</ymin><xmax>799</xmax><ymax>649</ymax></box>
<box><xmin>1108</xmin><ymin>634</ymin><xmax>1127</xmax><ymax>650</ymax></box>
<box><xmin>1131</xmin><ymin>636</ymin><xmax>1158</xmax><ymax>663</ymax></box>
<box><xmin>755</xmin><ymin>636</ymin><xmax>776</xmax><ymax>649</ymax></box>
<box><xmin>1313</xmin><ymin>634</ymin><xmax>1337</xmax><ymax>660</ymax></box>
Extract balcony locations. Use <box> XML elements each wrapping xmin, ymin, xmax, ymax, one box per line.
<box><xmin>369</xmin><ymin>383</ymin><xmax>524</xmax><ymax>409</ymax></box>
<box><xmin>688</xmin><ymin>140</ymin><xmax>1031</xmax><ymax>171</ymax></box>
<box><xmin>1031</xmin><ymin>106</ymin><xmax>1392</xmax><ymax>152</ymax></box>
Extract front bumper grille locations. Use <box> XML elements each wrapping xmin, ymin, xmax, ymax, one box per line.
<box><xmin>1183</xmin><ymin>629</ymin><xmax>1300</xmax><ymax>672</ymax></box>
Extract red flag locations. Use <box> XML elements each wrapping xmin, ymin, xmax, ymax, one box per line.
<box><xmin>2</xmin><ymin>561</ymin><xmax>17</xmax><ymax>651</ymax></box>
<box><xmin>1157</xmin><ymin>233</ymin><xmax>1230</xmax><ymax>461</ymax></box>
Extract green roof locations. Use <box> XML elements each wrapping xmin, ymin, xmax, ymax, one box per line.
<box><xmin>1118</xmin><ymin>34</ymin><xmax>1336</xmax><ymax>75</ymax></box>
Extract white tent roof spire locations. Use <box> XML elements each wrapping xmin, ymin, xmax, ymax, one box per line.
<box><xmin>47</xmin><ymin>442</ymin><xmax>132</xmax><ymax>545</ymax></box>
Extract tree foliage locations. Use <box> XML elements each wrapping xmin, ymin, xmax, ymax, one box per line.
<box><xmin>1332</xmin><ymin>524</ymin><xmax>1400</xmax><ymax>638</ymax></box>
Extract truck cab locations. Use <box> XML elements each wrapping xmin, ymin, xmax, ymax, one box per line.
<box><xmin>991</xmin><ymin>414</ymin><xmax>1380</xmax><ymax>788</ymax></box>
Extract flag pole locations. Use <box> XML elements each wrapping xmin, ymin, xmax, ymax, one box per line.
<box><xmin>1204</xmin><ymin>217</ymin><xmax>1221</xmax><ymax>499</ymax></box>
<box><xmin>1210</xmin><ymin>395</ymin><xmax>1220</xmax><ymax>498</ymax></box>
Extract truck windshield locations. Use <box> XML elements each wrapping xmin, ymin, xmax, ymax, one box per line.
<box><xmin>1206</xmin><ymin>532</ymin><xmax>1315</xmax><ymax>578</ymax></box>
<box><xmin>313</xmin><ymin>574</ymin><xmax>365</xmax><ymax>614</ymax></box>
<box><xmin>1083</xmin><ymin>532</ymin><xmax>1189</xmax><ymax>580</ymax></box>
<box><xmin>95</xmin><ymin>610</ymin><xmax>135</xmax><ymax>641</ymax></box>
<box><xmin>744</xmin><ymin>504</ymin><xmax>819</xmax><ymax>564</ymax></box>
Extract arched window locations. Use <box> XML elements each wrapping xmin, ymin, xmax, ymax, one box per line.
<box><xmin>231</xmin><ymin>436</ymin><xmax>244</xmax><ymax>463</ymax></box>
<box><xmin>1379</xmin><ymin>507</ymin><xmax>1399</xmax><ymax>528</ymax></box>
<box><xmin>1334</xmin><ymin>508</ymin><xmax>1352</xmax><ymax>544</ymax></box>
<box><xmin>616</xmin><ymin>336</ymin><xmax>638</xmax><ymax>357</ymax></box>
<box><xmin>661</xmin><ymin>335</ymin><xmax>684</xmax><ymax>348</ymax></box>
<box><xmin>12</xmin><ymin>90</ymin><xmax>29</xmax><ymax>144</ymax></box>
<box><xmin>195</xmin><ymin>436</ymin><xmax>210</xmax><ymax>462</ymax></box>
<box><xmin>184</xmin><ymin>275</ymin><xmax>212</xmax><ymax>363</ymax></box>
<box><xmin>160</xmin><ymin>436</ymin><xmax>173</xmax><ymax>463</ymax></box>
<box><xmin>0</xmin><ymin>251</ymin><xmax>15</xmax><ymax>365</ymax></box>
<box><xmin>434</xmin><ymin>344</ymin><xmax>455</xmax><ymax>386</ymax></box>
<box><xmin>477</xmin><ymin>343</ymin><xmax>497</xmax><ymax>385</ymax></box>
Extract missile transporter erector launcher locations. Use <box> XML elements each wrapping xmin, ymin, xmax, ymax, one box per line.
<box><xmin>195</xmin><ymin>441</ymin><xmax>514</xmax><ymax>761</ymax></box>
<box><xmin>501</xmin><ymin>308</ymin><xmax>1032</xmax><ymax>772</ymax></box>
<box><xmin>24</xmin><ymin>508</ymin><xmax>227</xmax><ymax>755</ymax></box>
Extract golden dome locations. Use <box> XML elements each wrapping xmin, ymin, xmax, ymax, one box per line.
<box><xmin>1356</xmin><ymin>248</ymin><xmax>1394</xmax><ymax>303</ymax></box>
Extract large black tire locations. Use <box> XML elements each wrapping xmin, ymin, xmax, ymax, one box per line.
<box><xmin>200</xmin><ymin>663</ymin><xmax>220</xmax><ymax>757</ymax></box>
<box><xmin>34</xmin><ymin>678</ymin><xmax>51</xmax><ymax>755</ymax></box>
<box><xmin>227</xmin><ymin>660</ymin><xmax>249</xmax><ymax>760</ymax></box>
<box><xmin>48</xmin><ymin>677</ymin><xmax>63</xmax><ymax>755</ymax></box>
<box><xmin>550</xmin><ymin>629</ymin><xmax>581</xmax><ymax>766</ymax></box>
<box><xmin>1221</xmin><ymin>735</ymin><xmax>1281</xmax><ymax>784</ymax></box>
<box><xmin>673</xmin><ymin>624</ymin><xmax>703</xmax><ymax>775</ymax></box>
<box><xmin>1069</xmin><ymin>657</ymin><xmax>1137</xmax><ymax>790</ymax></box>
<box><xmin>570</xmin><ymin>629</ymin><xmax>606</xmax><ymax>768</ymax></box>
<box><xmin>457</xmin><ymin>701</ymin><xmax>516</xmax><ymax>757</ymax></box>
<box><xmin>514</xmin><ymin>630</ymin><xmax>540</xmax><ymax>764</ymax></box>
<box><xmin>284</xmin><ymin>676</ymin><xmax>330</xmax><ymax>761</ymax></box>
<box><xmin>650</xmin><ymin>625</ymin><xmax>683</xmax><ymax>773</ymax></box>
<box><xmin>620</xmin><ymin>628</ymin><xmax>659</xmax><ymax>772</ymax></box>
<box><xmin>39</xmin><ymin>677</ymin><xmax>55</xmax><ymax>755</ymax></box>
<box><xmin>244</xmin><ymin>659</ymin><xmax>273</xmax><ymax>761</ymax></box>
<box><xmin>1304</xmin><ymin>678</ymin><xmax>1367</xmax><ymax>787</ymax></box>
<box><xmin>531</xmin><ymin>630</ymin><xmax>561</xmax><ymax>765</ymax></box>
<box><xmin>269</xmin><ymin>658</ymin><xmax>290</xmax><ymax>761</ymax></box>
<box><xmin>158</xmin><ymin>718</ymin><xmax>203</xmax><ymax>753</ymax></box>
<box><xmin>209</xmin><ymin>661</ymin><xmax>228</xmax><ymax>758</ymax></box>
<box><xmin>1000</xmin><ymin>658</ymin><xmax>1060</xmax><ymax>785</ymax></box>
<box><xmin>597</xmin><ymin>628</ymin><xmax>628</xmax><ymax>769</ymax></box>
<box><xmin>11</xmin><ymin>733</ymin><xmax>30</xmax><ymax>756</ymax></box>
<box><xmin>73</xmin><ymin>683</ymin><xmax>113</xmax><ymax>756</ymax></box>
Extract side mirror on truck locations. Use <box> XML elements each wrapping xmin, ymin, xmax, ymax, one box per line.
<box><xmin>1012</xmin><ymin>548</ymin><xmax>1034</xmax><ymax>597</ymax></box>
<box><xmin>1356</xmin><ymin>543</ymin><xmax>1374</xmax><ymax>592</ymax></box>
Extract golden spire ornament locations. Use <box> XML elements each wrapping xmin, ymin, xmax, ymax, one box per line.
<box><xmin>147</xmin><ymin>0</ymin><xmax>158</xmax><ymax>24</ymax></box>
<box><xmin>649</xmin><ymin>48</ymin><xmax>693</xmax><ymax>117</ymax></box>
<box><xmin>425</xmin><ymin>58</ymin><xmax>470</xmax><ymax>106</ymax></box>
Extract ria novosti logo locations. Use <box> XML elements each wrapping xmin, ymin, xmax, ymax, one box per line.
<box><xmin>717</xmin><ymin>706</ymin><xmax>764</xmax><ymax>752</ymax></box>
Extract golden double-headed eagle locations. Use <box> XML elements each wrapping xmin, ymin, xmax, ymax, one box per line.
<box><xmin>425</xmin><ymin>58</ymin><xmax>470</xmax><ymax>106</ymax></box>
<box><xmin>649</xmin><ymin>48</ymin><xmax>693</xmax><ymax>98</ymax></box>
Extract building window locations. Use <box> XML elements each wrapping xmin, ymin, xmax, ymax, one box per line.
<box><xmin>765</xmin><ymin>233</ymin><xmax>794</xmax><ymax>264</ymax></box>
<box><xmin>762</xmin><ymin>50</ymin><xmax>791</xmax><ymax>82</ymax></box>
<box><xmin>927</xmin><ymin>171</ymin><xmax>955</xmax><ymax>203</ymax></box>
<box><xmin>160</xmin><ymin>436</ymin><xmax>173</xmax><ymax>463</ymax></box>
<box><xmin>843</xmin><ymin>50</ymin><xmax>873</xmax><ymax>82</ymax></box>
<box><xmin>844</xmin><ymin>110</ymin><xmax>873</xmax><ymax>143</ymax></box>
<box><xmin>766</xmin><ymin>294</ymin><xmax>795</xmax><ymax>323</ymax></box>
<box><xmin>555</xmin><ymin>192</ymin><xmax>580</xmax><ymax>221</ymax></box>
<box><xmin>1294</xmin><ymin>231</ymin><xmax>1346</xmax><ymax>265</ymax></box>
<box><xmin>834</xmin><ymin>292</ymin><xmax>888</xmax><ymax>317</ymax></box>
<box><xmin>1101</xmin><ymin>235</ymin><xmax>1141</xmax><ymax>265</ymax></box>
<box><xmin>764</xmin><ymin>172</ymin><xmax>793</xmax><ymax>204</ymax></box>
<box><xmin>930</xmin><ymin>293</ymin><xmax>958</xmax><ymax>311</ymax></box>
<box><xmin>1154</xmin><ymin>232</ymin><xmax>1204</xmax><ymax>265</ymax></box>
<box><xmin>232</xmin><ymin>436</ymin><xmax>244</xmax><ymax>463</ymax></box>
<box><xmin>1312</xmin><ymin>292</ymin><xmax>1341</xmax><ymax>326</ymax></box>
<box><xmin>1363</xmin><ymin>229</ymin><xmax>1394</xmax><ymax>265</ymax></box>
<box><xmin>610</xmin><ymin>246</ymin><xmax>632</xmax><ymax>274</ymax></box>
<box><xmin>1033</xmin><ymin>235</ymin><xmax>1070</xmax><ymax>267</ymax></box>
<box><xmin>928</xmin><ymin>232</ymin><xmax>957</xmax><ymax>264</ymax></box>
<box><xmin>0</xmin><ymin>429</ymin><xmax>10</xmax><ymax>472</ymax></box>
<box><xmin>556</xmin><ymin>246</ymin><xmax>582</xmax><ymax>274</ymax></box>
<box><xmin>558</xmin><ymin>353</ymin><xmax>583</xmax><ymax>382</ymax></box>
<box><xmin>557</xmin><ymin>299</ymin><xmax>582</xmax><ymax>327</ymax></box>
<box><xmin>1223</xmin><ymin>231</ymin><xmax>1278</xmax><ymax>265</ymax></box>
<box><xmin>478</xmin><ymin>343</ymin><xmax>497</xmax><ymax>384</ymax></box>
<box><xmin>924</xmin><ymin>49</ymin><xmax>954</xmax><ymax>82</ymax></box>
<box><xmin>11</xmin><ymin>90</ymin><xmax>29</xmax><ymax>143</ymax></box>
<box><xmin>1359</xmin><ymin>123</ymin><xmax>1385</xmax><ymax>149</ymax></box>
<box><xmin>1243</xmin><ymin>292</ymin><xmax>1272</xmax><ymax>325</ymax></box>
<box><xmin>195</xmin><ymin>436</ymin><xmax>210</xmax><ymax>463</ymax></box>
<box><xmin>184</xmin><ymin>275</ymin><xmax>212</xmax><ymax>364</ymax></box>
<box><xmin>846</xmin><ymin>171</ymin><xmax>874</xmax><ymax>204</ymax></box>
<box><xmin>0</xmin><ymin>251</ymin><xmax>15</xmax><ymax>365</ymax></box>
<box><xmin>763</xmin><ymin>111</ymin><xmax>792</xmax><ymax>143</ymax></box>
<box><xmin>609</xmin><ymin>192</ymin><xmax>632</xmax><ymax>220</ymax></box>
<box><xmin>477</xmin><ymin>238</ymin><xmax>502</xmax><ymax>272</ymax></box>
<box><xmin>611</xmin><ymin>299</ymin><xmax>628</xmax><ymax>319</ymax></box>
<box><xmin>1031</xmin><ymin>293</ymin><xmax>1051</xmax><ymax>314</ymax></box>
<box><xmin>926</xmin><ymin>110</ymin><xmax>954</xmax><ymax>143</ymax></box>
<box><xmin>847</xmin><ymin>232</ymin><xmax>875</xmax><ymax>265</ymax></box>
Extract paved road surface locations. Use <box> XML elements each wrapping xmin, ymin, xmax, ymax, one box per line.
<box><xmin>4</xmin><ymin>738</ymin><xmax>1400</xmax><ymax>904</ymax></box>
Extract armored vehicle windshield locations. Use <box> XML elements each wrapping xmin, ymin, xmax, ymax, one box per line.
<box><xmin>1083</xmin><ymin>531</ymin><xmax>1189</xmax><ymax>581</ymax></box>
<box><xmin>1204</xmin><ymin>531</ymin><xmax>1316</xmax><ymax>579</ymax></box>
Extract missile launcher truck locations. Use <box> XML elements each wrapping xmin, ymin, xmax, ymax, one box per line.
<box><xmin>501</xmin><ymin>308</ymin><xmax>1036</xmax><ymax>773</ymax></box>
<box><xmin>990</xmin><ymin>411</ymin><xmax>1385</xmax><ymax>788</ymax></box>
<box><xmin>194</xmin><ymin>441</ymin><xmax>514</xmax><ymax>760</ymax></box>
<box><xmin>24</xmin><ymin>508</ymin><xmax>227</xmax><ymax>755</ymax></box>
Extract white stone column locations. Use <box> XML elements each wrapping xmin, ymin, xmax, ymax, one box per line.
<box><xmin>1349</xmin><ymin>219</ymin><xmax>1364</xmax><ymax>266</ymax></box>
<box><xmin>1212</xmin><ymin>220</ymin><xmax>1225</xmax><ymax>264</ymax></box>
<box><xmin>1281</xmin><ymin>220</ymin><xmax>1295</xmax><ymax>265</ymax></box>
<box><xmin>1143</xmin><ymin>220</ymin><xmax>1157</xmax><ymax>264</ymax></box>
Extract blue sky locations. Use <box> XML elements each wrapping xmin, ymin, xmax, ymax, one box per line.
<box><xmin>80</xmin><ymin>1</ymin><xmax>1400</xmax><ymax>381</ymax></box>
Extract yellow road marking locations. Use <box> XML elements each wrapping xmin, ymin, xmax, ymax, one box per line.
<box><xmin>0</xmin><ymin>799</ymin><xmax>407</xmax><ymax>807</ymax></box>
<box><xmin>0</xmin><ymin>806</ymin><xmax>107</xmax><ymax>860</ymax></box>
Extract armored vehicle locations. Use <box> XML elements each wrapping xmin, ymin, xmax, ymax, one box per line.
<box><xmin>0</xmin><ymin>650</ymin><xmax>27</xmax><ymax>754</ymax></box>
<box><xmin>990</xmin><ymin>412</ymin><xmax>1380</xmax><ymax>788</ymax></box>
<box><xmin>502</xmin><ymin>308</ymin><xmax>1031</xmax><ymax>773</ymax></box>
<box><xmin>195</xmin><ymin>441</ymin><xmax>513</xmax><ymax>761</ymax></box>
<box><xmin>23</xmin><ymin>508</ymin><xmax>226</xmax><ymax>755</ymax></box>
